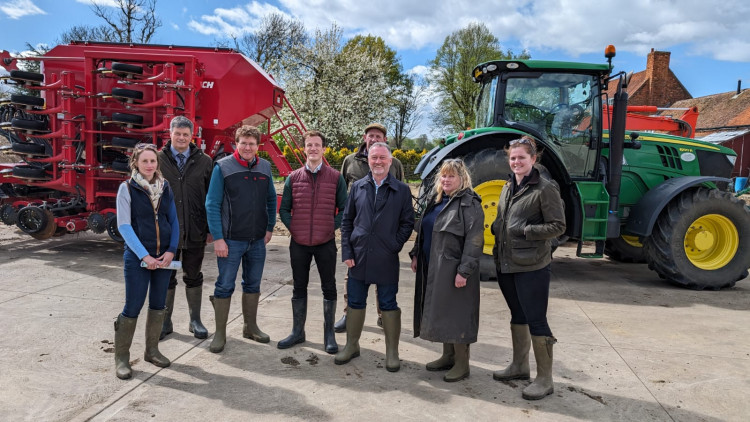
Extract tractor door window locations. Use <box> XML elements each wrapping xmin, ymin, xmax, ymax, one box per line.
<box><xmin>476</xmin><ymin>77</ymin><xmax>498</xmax><ymax>128</ymax></box>
<box><xmin>504</xmin><ymin>73</ymin><xmax>599</xmax><ymax>178</ymax></box>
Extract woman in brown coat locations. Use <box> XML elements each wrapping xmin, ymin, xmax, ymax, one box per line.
<box><xmin>410</xmin><ymin>159</ymin><xmax>484</xmax><ymax>382</ymax></box>
<box><xmin>491</xmin><ymin>136</ymin><xmax>566</xmax><ymax>400</ymax></box>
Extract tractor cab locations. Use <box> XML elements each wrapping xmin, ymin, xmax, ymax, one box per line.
<box><xmin>473</xmin><ymin>60</ymin><xmax>611</xmax><ymax>183</ymax></box>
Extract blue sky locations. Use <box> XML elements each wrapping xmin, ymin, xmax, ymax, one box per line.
<box><xmin>2</xmin><ymin>0</ymin><xmax>750</xmax><ymax>136</ymax></box>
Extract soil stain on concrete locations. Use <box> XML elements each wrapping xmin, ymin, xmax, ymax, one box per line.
<box><xmin>281</xmin><ymin>356</ymin><xmax>300</xmax><ymax>366</ymax></box>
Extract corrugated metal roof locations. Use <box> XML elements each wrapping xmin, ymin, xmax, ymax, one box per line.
<box><xmin>699</xmin><ymin>130</ymin><xmax>750</xmax><ymax>144</ymax></box>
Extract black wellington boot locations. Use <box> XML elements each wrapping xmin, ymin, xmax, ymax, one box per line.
<box><xmin>323</xmin><ymin>299</ymin><xmax>338</xmax><ymax>354</ymax></box>
<box><xmin>277</xmin><ymin>298</ymin><xmax>307</xmax><ymax>349</ymax></box>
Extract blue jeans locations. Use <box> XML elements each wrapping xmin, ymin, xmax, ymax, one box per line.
<box><xmin>214</xmin><ymin>238</ymin><xmax>266</xmax><ymax>298</ymax></box>
<box><xmin>122</xmin><ymin>249</ymin><xmax>171</xmax><ymax>318</ymax></box>
<box><xmin>347</xmin><ymin>274</ymin><xmax>399</xmax><ymax>311</ymax></box>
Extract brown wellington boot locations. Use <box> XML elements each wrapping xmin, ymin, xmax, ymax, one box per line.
<box><xmin>381</xmin><ymin>308</ymin><xmax>401</xmax><ymax>372</ymax></box>
<box><xmin>426</xmin><ymin>343</ymin><xmax>454</xmax><ymax>371</ymax></box>
<box><xmin>159</xmin><ymin>288</ymin><xmax>175</xmax><ymax>340</ymax></box>
<box><xmin>209</xmin><ymin>295</ymin><xmax>231</xmax><ymax>353</ymax></box>
<box><xmin>144</xmin><ymin>309</ymin><xmax>171</xmax><ymax>368</ymax></box>
<box><xmin>334</xmin><ymin>308</ymin><xmax>366</xmax><ymax>365</ymax></box>
<box><xmin>444</xmin><ymin>343</ymin><xmax>470</xmax><ymax>382</ymax></box>
<box><xmin>114</xmin><ymin>314</ymin><xmax>137</xmax><ymax>379</ymax></box>
<box><xmin>522</xmin><ymin>336</ymin><xmax>557</xmax><ymax>400</ymax></box>
<box><xmin>242</xmin><ymin>292</ymin><xmax>270</xmax><ymax>343</ymax></box>
<box><xmin>493</xmin><ymin>324</ymin><xmax>531</xmax><ymax>381</ymax></box>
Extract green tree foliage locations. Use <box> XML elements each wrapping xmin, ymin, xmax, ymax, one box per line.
<box><xmin>429</xmin><ymin>22</ymin><xmax>529</xmax><ymax>133</ymax></box>
<box><xmin>342</xmin><ymin>35</ymin><xmax>403</xmax><ymax>89</ymax></box>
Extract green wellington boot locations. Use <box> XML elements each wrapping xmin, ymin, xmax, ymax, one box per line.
<box><xmin>114</xmin><ymin>314</ymin><xmax>137</xmax><ymax>379</ymax></box>
<box><xmin>334</xmin><ymin>308</ymin><xmax>366</xmax><ymax>365</ymax></box>
<box><xmin>242</xmin><ymin>292</ymin><xmax>270</xmax><ymax>343</ymax></box>
<box><xmin>444</xmin><ymin>344</ymin><xmax>470</xmax><ymax>382</ymax></box>
<box><xmin>426</xmin><ymin>343</ymin><xmax>455</xmax><ymax>371</ymax></box>
<box><xmin>493</xmin><ymin>324</ymin><xmax>531</xmax><ymax>381</ymax></box>
<box><xmin>381</xmin><ymin>309</ymin><xmax>401</xmax><ymax>372</ymax></box>
<box><xmin>209</xmin><ymin>295</ymin><xmax>231</xmax><ymax>353</ymax></box>
<box><xmin>144</xmin><ymin>309</ymin><xmax>171</xmax><ymax>367</ymax></box>
<box><xmin>522</xmin><ymin>336</ymin><xmax>557</xmax><ymax>400</ymax></box>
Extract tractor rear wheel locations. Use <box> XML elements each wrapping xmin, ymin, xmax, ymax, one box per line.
<box><xmin>642</xmin><ymin>188</ymin><xmax>750</xmax><ymax>290</ymax></box>
<box><xmin>605</xmin><ymin>235</ymin><xmax>646</xmax><ymax>263</ymax></box>
<box><xmin>461</xmin><ymin>148</ymin><xmax>512</xmax><ymax>280</ymax></box>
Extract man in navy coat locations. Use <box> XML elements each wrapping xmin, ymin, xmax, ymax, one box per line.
<box><xmin>334</xmin><ymin>142</ymin><xmax>414</xmax><ymax>372</ymax></box>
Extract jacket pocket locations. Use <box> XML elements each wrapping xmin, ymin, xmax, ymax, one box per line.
<box><xmin>509</xmin><ymin>238</ymin><xmax>544</xmax><ymax>266</ymax></box>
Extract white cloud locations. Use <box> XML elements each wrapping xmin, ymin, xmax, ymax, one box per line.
<box><xmin>75</xmin><ymin>0</ymin><xmax>119</xmax><ymax>6</ymax></box>
<box><xmin>187</xmin><ymin>1</ymin><xmax>287</xmax><ymax>38</ymax></box>
<box><xmin>171</xmin><ymin>22</ymin><xmax>180</xmax><ymax>31</ymax></box>
<box><xmin>0</xmin><ymin>0</ymin><xmax>45</xmax><ymax>19</ymax></box>
<box><xmin>187</xmin><ymin>0</ymin><xmax>750</xmax><ymax>62</ymax></box>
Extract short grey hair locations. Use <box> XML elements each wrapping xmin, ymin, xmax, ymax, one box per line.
<box><xmin>368</xmin><ymin>141</ymin><xmax>391</xmax><ymax>157</ymax></box>
<box><xmin>170</xmin><ymin>116</ymin><xmax>194</xmax><ymax>133</ymax></box>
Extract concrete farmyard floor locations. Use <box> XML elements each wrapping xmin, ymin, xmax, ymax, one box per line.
<box><xmin>0</xmin><ymin>227</ymin><xmax>748</xmax><ymax>421</ymax></box>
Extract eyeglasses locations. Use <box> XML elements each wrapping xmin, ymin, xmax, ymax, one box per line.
<box><xmin>134</xmin><ymin>143</ymin><xmax>157</xmax><ymax>150</ymax></box>
<box><xmin>509</xmin><ymin>138</ymin><xmax>533</xmax><ymax>146</ymax></box>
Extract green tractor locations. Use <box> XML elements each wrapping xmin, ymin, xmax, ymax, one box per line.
<box><xmin>414</xmin><ymin>47</ymin><xmax>750</xmax><ymax>290</ymax></box>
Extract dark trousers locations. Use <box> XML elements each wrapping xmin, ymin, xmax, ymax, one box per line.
<box><xmin>168</xmin><ymin>245</ymin><xmax>206</xmax><ymax>289</ymax></box>
<box><xmin>497</xmin><ymin>265</ymin><xmax>553</xmax><ymax>337</ymax></box>
<box><xmin>289</xmin><ymin>238</ymin><xmax>337</xmax><ymax>301</ymax></box>
<box><xmin>122</xmin><ymin>249</ymin><xmax>170</xmax><ymax>318</ymax></box>
<box><xmin>347</xmin><ymin>274</ymin><xmax>398</xmax><ymax>311</ymax></box>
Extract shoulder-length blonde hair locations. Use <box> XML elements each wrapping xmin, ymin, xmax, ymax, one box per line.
<box><xmin>433</xmin><ymin>158</ymin><xmax>472</xmax><ymax>202</ymax></box>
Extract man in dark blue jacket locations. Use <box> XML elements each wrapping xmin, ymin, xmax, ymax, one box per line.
<box><xmin>205</xmin><ymin>125</ymin><xmax>276</xmax><ymax>354</ymax></box>
<box><xmin>334</xmin><ymin>142</ymin><xmax>414</xmax><ymax>372</ymax></box>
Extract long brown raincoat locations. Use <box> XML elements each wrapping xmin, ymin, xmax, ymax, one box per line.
<box><xmin>410</xmin><ymin>188</ymin><xmax>485</xmax><ymax>344</ymax></box>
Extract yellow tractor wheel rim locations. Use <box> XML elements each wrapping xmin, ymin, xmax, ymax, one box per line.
<box><xmin>621</xmin><ymin>235</ymin><xmax>643</xmax><ymax>248</ymax></box>
<box><xmin>474</xmin><ymin>179</ymin><xmax>506</xmax><ymax>255</ymax></box>
<box><xmin>683</xmin><ymin>214</ymin><xmax>738</xmax><ymax>270</ymax></box>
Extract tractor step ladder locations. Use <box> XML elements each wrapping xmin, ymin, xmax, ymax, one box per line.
<box><xmin>575</xmin><ymin>181</ymin><xmax>609</xmax><ymax>258</ymax></box>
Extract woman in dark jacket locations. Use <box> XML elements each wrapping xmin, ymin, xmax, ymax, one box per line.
<box><xmin>113</xmin><ymin>143</ymin><xmax>180</xmax><ymax>380</ymax></box>
<box><xmin>410</xmin><ymin>159</ymin><xmax>484</xmax><ymax>382</ymax></box>
<box><xmin>491</xmin><ymin>136</ymin><xmax>566</xmax><ymax>400</ymax></box>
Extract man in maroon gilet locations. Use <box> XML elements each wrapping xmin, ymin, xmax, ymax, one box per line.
<box><xmin>278</xmin><ymin>130</ymin><xmax>348</xmax><ymax>354</ymax></box>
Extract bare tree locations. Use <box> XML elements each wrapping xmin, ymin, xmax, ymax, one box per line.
<box><xmin>92</xmin><ymin>0</ymin><xmax>161</xmax><ymax>43</ymax></box>
<box><xmin>236</xmin><ymin>13</ymin><xmax>306</xmax><ymax>80</ymax></box>
<box><xmin>390</xmin><ymin>74</ymin><xmax>425</xmax><ymax>149</ymax></box>
<box><xmin>58</xmin><ymin>25</ymin><xmax>114</xmax><ymax>44</ymax></box>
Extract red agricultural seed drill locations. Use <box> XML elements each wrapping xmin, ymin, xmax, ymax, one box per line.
<box><xmin>0</xmin><ymin>42</ymin><xmax>307</xmax><ymax>241</ymax></box>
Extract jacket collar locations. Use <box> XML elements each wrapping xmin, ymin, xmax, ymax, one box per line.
<box><xmin>355</xmin><ymin>143</ymin><xmax>368</xmax><ymax>159</ymax></box>
<box><xmin>366</xmin><ymin>171</ymin><xmax>394</xmax><ymax>189</ymax></box>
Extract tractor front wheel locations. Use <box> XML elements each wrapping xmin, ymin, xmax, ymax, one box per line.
<box><xmin>643</xmin><ymin>188</ymin><xmax>750</xmax><ymax>290</ymax></box>
<box><xmin>605</xmin><ymin>235</ymin><xmax>646</xmax><ymax>263</ymax></box>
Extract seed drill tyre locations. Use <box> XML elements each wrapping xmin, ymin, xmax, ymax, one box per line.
<box><xmin>10</xmin><ymin>94</ymin><xmax>45</xmax><ymax>107</ymax></box>
<box><xmin>605</xmin><ymin>236</ymin><xmax>646</xmax><ymax>263</ymax></box>
<box><xmin>642</xmin><ymin>188</ymin><xmax>750</xmax><ymax>290</ymax></box>
<box><xmin>9</xmin><ymin>70</ymin><xmax>44</xmax><ymax>83</ymax></box>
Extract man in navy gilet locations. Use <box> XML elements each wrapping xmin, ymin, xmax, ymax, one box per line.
<box><xmin>205</xmin><ymin>125</ymin><xmax>276</xmax><ymax>353</ymax></box>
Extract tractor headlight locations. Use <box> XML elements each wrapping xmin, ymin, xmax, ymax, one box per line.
<box><xmin>726</xmin><ymin>155</ymin><xmax>737</xmax><ymax>166</ymax></box>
